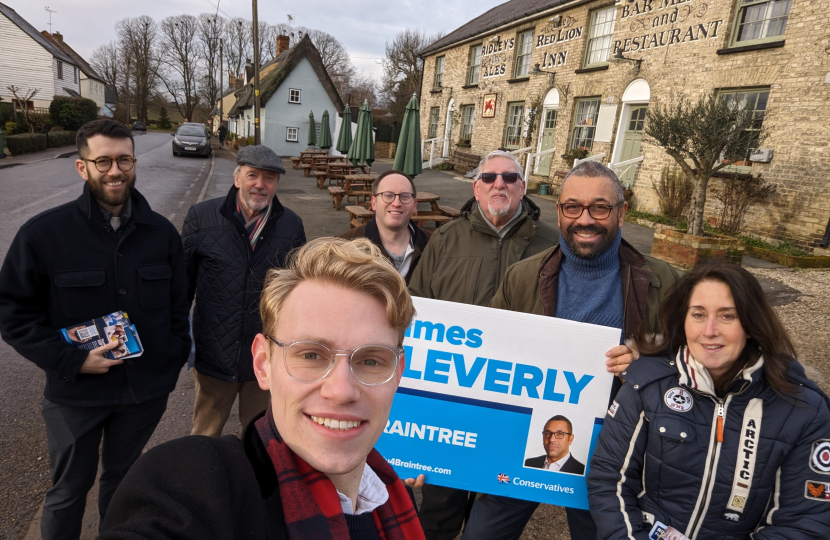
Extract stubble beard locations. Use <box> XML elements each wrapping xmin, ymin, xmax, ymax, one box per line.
<box><xmin>241</xmin><ymin>188</ymin><xmax>270</xmax><ymax>214</ymax></box>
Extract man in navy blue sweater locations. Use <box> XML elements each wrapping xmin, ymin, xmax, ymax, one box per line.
<box><xmin>461</xmin><ymin>161</ymin><xmax>678</xmax><ymax>540</ymax></box>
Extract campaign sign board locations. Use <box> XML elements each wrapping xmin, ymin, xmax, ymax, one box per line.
<box><xmin>375</xmin><ymin>297</ymin><xmax>621</xmax><ymax>509</ymax></box>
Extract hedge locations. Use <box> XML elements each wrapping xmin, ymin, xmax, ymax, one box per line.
<box><xmin>47</xmin><ymin>130</ymin><xmax>76</xmax><ymax>148</ymax></box>
<box><xmin>7</xmin><ymin>133</ymin><xmax>47</xmax><ymax>155</ymax></box>
<box><xmin>49</xmin><ymin>96</ymin><xmax>98</xmax><ymax>131</ymax></box>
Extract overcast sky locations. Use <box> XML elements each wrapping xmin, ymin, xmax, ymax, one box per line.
<box><xmin>9</xmin><ymin>0</ymin><xmax>505</xmax><ymax>80</ymax></box>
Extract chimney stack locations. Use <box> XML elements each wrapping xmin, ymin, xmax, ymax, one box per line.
<box><xmin>52</xmin><ymin>31</ymin><xmax>64</xmax><ymax>43</ymax></box>
<box><xmin>277</xmin><ymin>35</ymin><xmax>290</xmax><ymax>55</ymax></box>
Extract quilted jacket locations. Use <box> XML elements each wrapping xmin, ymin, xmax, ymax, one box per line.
<box><xmin>587</xmin><ymin>348</ymin><xmax>830</xmax><ymax>540</ymax></box>
<box><xmin>183</xmin><ymin>186</ymin><xmax>305</xmax><ymax>383</ymax></box>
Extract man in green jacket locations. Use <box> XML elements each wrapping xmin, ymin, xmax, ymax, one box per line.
<box><xmin>461</xmin><ymin>160</ymin><xmax>678</xmax><ymax>540</ymax></box>
<box><xmin>408</xmin><ymin>149</ymin><xmax>560</xmax><ymax>540</ymax></box>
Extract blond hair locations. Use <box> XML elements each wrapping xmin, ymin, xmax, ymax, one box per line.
<box><xmin>260</xmin><ymin>237</ymin><xmax>415</xmax><ymax>345</ymax></box>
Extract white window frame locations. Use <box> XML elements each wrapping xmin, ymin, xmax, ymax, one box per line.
<box><xmin>467</xmin><ymin>45</ymin><xmax>482</xmax><ymax>85</ymax></box>
<box><xmin>584</xmin><ymin>7</ymin><xmax>617</xmax><ymax>68</ymax></box>
<box><xmin>460</xmin><ymin>104</ymin><xmax>475</xmax><ymax>144</ymax></box>
<box><xmin>731</xmin><ymin>0</ymin><xmax>791</xmax><ymax>46</ymax></box>
<box><xmin>286</xmin><ymin>127</ymin><xmax>299</xmax><ymax>142</ymax></box>
<box><xmin>434</xmin><ymin>56</ymin><xmax>445</xmax><ymax>89</ymax></box>
<box><xmin>504</xmin><ymin>102</ymin><xmax>525</xmax><ymax>149</ymax></box>
<box><xmin>514</xmin><ymin>31</ymin><xmax>534</xmax><ymax>78</ymax></box>
<box><xmin>288</xmin><ymin>88</ymin><xmax>301</xmax><ymax>104</ymax></box>
<box><xmin>428</xmin><ymin>107</ymin><xmax>440</xmax><ymax>138</ymax></box>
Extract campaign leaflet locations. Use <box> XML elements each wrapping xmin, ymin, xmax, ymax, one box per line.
<box><xmin>375</xmin><ymin>297</ymin><xmax>620</xmax><ymax>510</ymax></box>
<box><xmin>59</xmin><ymin>311</ymin><xmax>144</xmax><ymax>360</ymax></box>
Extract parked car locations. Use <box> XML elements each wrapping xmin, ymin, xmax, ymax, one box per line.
<box><xmin>132</xmin><ymin>121</ymin><xmax>146</xmax><ymax>132</ymax></box>
<box><xmin>172</xmin><ymin>125</ymin><xmax>212</xmax><ymax>157</ymax></box>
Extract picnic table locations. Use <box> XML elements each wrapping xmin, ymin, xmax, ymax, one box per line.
<box><xmin>344</xmin><ymin>191</ymin><xmax>460</xmax><ymax>229</ymax></box>
<box><xmin>291</xmin><ymin>150</ymin><xmax>329</xmax><ymax>170</ymax></box>
<box><xmin>314</xmin><ymin>162</ymin><xmax>369</xmax><ymax>188</ymax></box>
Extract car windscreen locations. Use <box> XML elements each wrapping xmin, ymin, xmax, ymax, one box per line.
<box><xmin>177</xmin><ymin>127</ymin><xmax>205</xmax><ymax>137</ymax></box>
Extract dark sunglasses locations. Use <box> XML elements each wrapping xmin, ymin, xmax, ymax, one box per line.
<box><xmin>478</xmin><ymin>172</ymin><xmax>522</xmax><ymax>184</ymax></box>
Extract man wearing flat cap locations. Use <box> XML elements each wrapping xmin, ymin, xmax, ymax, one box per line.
<box><xmin>183</xmin><ymin>145</ymin><xmax>306</xmax><ymax>437</ymax></box>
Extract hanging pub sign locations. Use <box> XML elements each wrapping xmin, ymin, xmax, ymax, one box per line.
<box><xmin>482</xmin><ymin>94</ymin><xmax>497</xmax><ymax>118</ymax></box>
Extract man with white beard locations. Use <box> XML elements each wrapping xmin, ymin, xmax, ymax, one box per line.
<box><xmin>408</xmin><ymin>149</ymin><xmax>560</xmax><ymax>540</ymax></box>
<box><xmin>183</xmin><ymin>145</ymin><xmax>306</xmax><ymax>438</ymax></box>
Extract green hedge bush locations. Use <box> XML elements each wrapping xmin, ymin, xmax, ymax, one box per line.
<box><xmin>7</xmin><ymin>133</ymin><xmax>47</xmax><ymax>155</ymax></box>
<box><xmin>49</xmin><ymin>96</ymin><xmax>98</xmax><ymax>131</ymax></box>
<box><xmin>47</xmin><ymin>130</ymin><xmax>76</xmax><ymax>148</ymax></box>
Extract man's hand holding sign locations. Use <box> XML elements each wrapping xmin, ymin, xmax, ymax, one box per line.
<box><xmin>376</xmin><ymin>297</ymin><xmax>620</xmax><ymax>509</ymax></box>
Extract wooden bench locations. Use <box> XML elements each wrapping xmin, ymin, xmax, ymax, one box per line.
<box><xmin>437</xmin><ymin>205</ymin><xmax>461</xmax><ymax>218</ymax></box>
<box><xmin>346</xmin><ymin>205</ymin><xmax>375</xmax><ymax>228</ymax></box>
<box><xmin>411</xmin><ymin>214</ymin><xmax>451</xmax><ymax>229</ymax></box>
<box><xmin>450</xmin><ymin>151</ymin><xmax>481</xmax><ymax>175</ymax></box>
<box><xmin>328</xmin><ymin>186</ymin><xmax>345</xmax><ymax>210</ymax></box>
<box><xmin>300</xmin><ymin>164</ymin><xmax>313</xmax><ymax>177</ymax></box>
<box><xmin>290</xmin><ymin>157</ymin><xmax>301</xmax><ymax>169</ymax></box>
<box><xmin>313</xmin><ymin>171</ymin><xmax>329</xmax><ymax>189</ymax></box>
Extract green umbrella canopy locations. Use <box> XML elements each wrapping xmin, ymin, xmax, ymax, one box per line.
<box><xmin>336</xmin><ymin>105</ymin><xmax>352</xmax><ymax>154</ymax></box>
<box><xmin>347</xmin><ymin>100</ymin><xmax>375</xmax><ymax>168</ymax></box>
<box><xmin>307</xmin><ymin>110</ymin><xmax>317</xmax><ymax>147</ymax></box>
<box><xmin>318</xmin><ymin>110</ymin><xmax>333</xmax><ymax>150</ymax></box>
<box><xmin>393</xmin><ymin>94</ymin><xmax>423</xmax><ymax>177</ymax></box>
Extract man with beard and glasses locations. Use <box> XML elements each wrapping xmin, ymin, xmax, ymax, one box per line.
<box><xmin>408</xmin><ymin>149</ymin><xmax>560</xmax><ymax>540</ymax></box>
<box><xmin>460</xmin><ymin>160</ymin><xmax>678</xmax><ymax>540</ymax></box>
<box><xmin>183</xmin><ymin>145</ymin><xmax>305</xmax><ymax>438</ymax></box>
<box><xmin>0</xmin><ymin>119</ymin><xmax>191</xmax><ymax>540</ymax></box>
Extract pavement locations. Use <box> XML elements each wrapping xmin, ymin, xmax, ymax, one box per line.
<box><xmin>0</xmin><ymin>134</ymin><xmax>824</xmax><ymax>540</ymax></box>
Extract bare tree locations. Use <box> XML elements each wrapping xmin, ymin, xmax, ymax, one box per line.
<box><xmin>91</xmin><ymin>41</ymin><xmax>120</xmax><ymax>89</ymax></box>
<box><xmin>197</xmin><ymin>14</ymin><xmax>224</xmax><ymax>116</ymax></box>
<box><xmin>381</xmin><ymin>28</ymin><xmax>443</xmax><ymax>122</ymax></box>
<box><xmin>224</xmin><ymin>18</ymin><xmax>249</xmax><ymax>82</ymax></box>
<box><xmin>6</xmin><ymin>85</ymin><xmax>40</xmax><ymax>132</ymax></box>
<box><xmin>156</xmin><ymin>15</ymin><xmax>201</xmax><ymax>121</ymax></box>
<box><xmin>117</xmin><ymin>16</ymin><xmax>160</xmax><ymax>122</ymax></box>
<box><xmin>299</xmin><ymin>28</ymin><xmax>354</xmax><ymax>103</ymax></box>
<box><xmin>341</xmin><ymin>71</ymin><xmax>378</xmax><ymax>107</ymax></box>
<box><xmin>258</xmin><ymin>22</ymin><xmax>279</xmax><ymax>63</ymax></box>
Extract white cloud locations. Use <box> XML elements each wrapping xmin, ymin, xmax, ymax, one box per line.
<box><xmin>8</xmin><ymin>0</ymin><xmax>505</xmax><ymax>81</ymax></box>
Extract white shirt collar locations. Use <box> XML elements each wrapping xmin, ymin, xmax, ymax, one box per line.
<box><xmin>336</xmin><ymin>464</ymin><xmax>389</xmax><ymax>515</ymax></box>
<box><xmin>544</xmin><ymin>452</ymin><xmax>572</xmax><ymax>471</ymax></box>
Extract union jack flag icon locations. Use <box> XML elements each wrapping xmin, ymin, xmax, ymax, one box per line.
<box><xmin>497</xmin><ymin>473</ymin><xmax>510</xmax><ymax>483</ymax></box>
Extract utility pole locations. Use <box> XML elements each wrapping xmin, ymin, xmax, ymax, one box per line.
<box><xmin>219</xmin><ymin>40</ymin><xmax>223</xmax><ymax>130</ymax></box>
<box><xmin>252</xmin><ymin>0</ymin><xmax>261</xmax><ymax>145</ymax></box>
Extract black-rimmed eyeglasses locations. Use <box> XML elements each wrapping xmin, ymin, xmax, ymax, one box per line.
<box><xmin>265</xmin><ymin>336</ymin><xmax>402</xmax><ymax>386</ymax></box>
<box><xmin>83</xmin><ymin>156</ymin><xmax>136</xmax><ymax>173</ymax></box>
<box><xmin>543</xmin><ymin>430</ymin><xmax>572</xmax><ymax>440</ymax></box>
<box><xmin>557</xmin><ymin>202</ymin><xmax>621</xmax><ymax>219</ymax></box>
<box><xmin>377</xmin><ymin>191</ymin><xmax>415</xmax><ymax>204</ymax></box>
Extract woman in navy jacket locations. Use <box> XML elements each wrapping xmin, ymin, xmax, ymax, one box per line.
<box><xmin>587</xmin><ymin>263</ymin><xmax>830</xmax><ymax>540</ymax></box>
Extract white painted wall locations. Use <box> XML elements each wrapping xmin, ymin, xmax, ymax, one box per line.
<box><xmin>53</xmin><ymin>58</ymin><xmax>81</xmax><ymax>98</ymax></box>
<box><xmin>81</xmin><ymin>75</ymin><xmax>106</xmax><ymax>113</ymax></box>
<box><xmin>0</xmin><ymin>13</ymin><xmax>56</xmax><ymax>102</ymax></box>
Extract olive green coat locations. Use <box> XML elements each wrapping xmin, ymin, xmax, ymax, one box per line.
<box><xmin>408</xmin><ymin>197</ymin><xmax>560</xmax><ymax>307</ymax></box>
<box><xmin>490</xmin><ymin>239</ymin><xmax>679</xmax><ymax>337</ymax></box>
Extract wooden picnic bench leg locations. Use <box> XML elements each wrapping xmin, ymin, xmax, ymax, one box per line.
<box><xmin>335</xmin><ymin>194</ymin><xmax>343</xmax><ymax>210</ymax></box>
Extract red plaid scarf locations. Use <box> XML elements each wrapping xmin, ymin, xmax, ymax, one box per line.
<box><xmin>255</xmin><ymin>407</ymin><xmax>425</xmax><ymax>540</ymax></box>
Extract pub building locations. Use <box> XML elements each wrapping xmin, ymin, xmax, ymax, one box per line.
<box><xmin>418</xmin><ymin>0</ymin><xmax>830</xmax><ymax>253</ymax></box>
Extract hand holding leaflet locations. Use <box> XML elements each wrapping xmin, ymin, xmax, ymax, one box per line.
<box><xmin>79</xmin><ymin>340</ymin><xmax>124</xmax><ymax>374</ymax></box>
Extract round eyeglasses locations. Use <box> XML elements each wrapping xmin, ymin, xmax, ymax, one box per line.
<box><xmin>377</xmin><ymin>191</ymin><xmax>415</xmax><ymax>204</ymax></box>
<box><xmin>557</xmin><ymin>202</ymin><xmax>621</xmax><ymax>219</ymax></box>
<box><xmin>83</xmin><ymin>156</ymin><xmax>137</xmax><ymax>173</ymax></box>
<box><xmin>543</xmin><ymin>430</ymin><xmax>572</xmax><ymax>440</ymax></box>
<box><xmin>266</xmin><ymin>336</ymin><xmax>402</xmax><ymax>386</ymax></box>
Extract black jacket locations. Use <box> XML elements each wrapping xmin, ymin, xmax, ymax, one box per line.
<box><xmin>100</xmin><ymin>414</ymin><xmax>290</xmax><ymax>539</ymax></box>
<box><xmin>524</xmin><ymin>454</ymin><xmax>585</xmax><ymax>475</ymax></box>
<box><xmin>338</xmin><ymin>218</ymin><xmax>431</xmax><ymax>283</ymax></box>
<box><xmin>588</xmin><ymin>353</ymin><xmax>830</xmax><ymax>540</ymax></box>
<box><xmin>0</xmin><ymin>184</ymin><xmax>191</xmax><ymax>406</ymax></box>
<box><xmin>183</xmin><ymin>186</ymin><xmax>305</xmax><ymax>383</ymax></box>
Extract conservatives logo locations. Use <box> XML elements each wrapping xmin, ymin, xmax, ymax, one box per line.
<box><xmin>497</xmin><ymin>473</ymin><xmax>510</xmax><ymax>484</ymax></box>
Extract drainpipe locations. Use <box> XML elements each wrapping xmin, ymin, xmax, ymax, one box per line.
<box><xmin>821</xmin><ymin>215</ymin><xmax>830</xmax><ymax>248</ymax></box>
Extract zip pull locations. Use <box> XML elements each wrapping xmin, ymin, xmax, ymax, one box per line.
<box><xmin>716</xmin><ymin>402</ymin><xmax>725</xmax><ymax>443</ymax></box>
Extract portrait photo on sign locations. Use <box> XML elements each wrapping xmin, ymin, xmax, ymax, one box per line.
<box><xmin>522</xmin><ymin>411</ymin><xmax>587</xmax><ymax>476</ymax></box>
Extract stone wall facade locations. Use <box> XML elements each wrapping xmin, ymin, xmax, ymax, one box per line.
<box><xmin>420</xmin><ymin>0</ymin><xmax>830</xmax><ymax>253</ymax></box>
